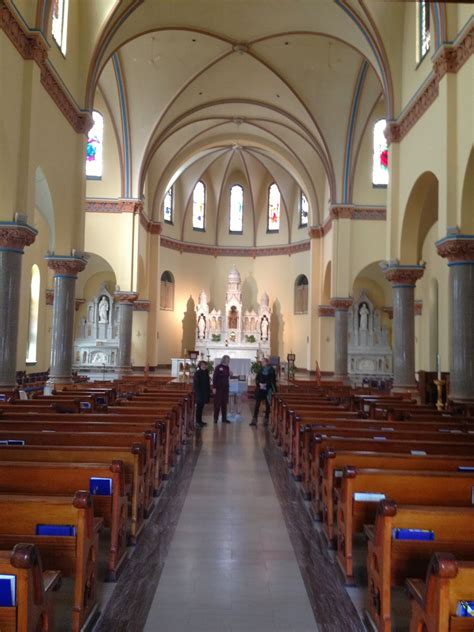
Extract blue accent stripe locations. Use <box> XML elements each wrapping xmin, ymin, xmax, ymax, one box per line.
<box><xmin>335</xmin><ymin>1</ymin><xmax>390</xmax><ymax>113</ymax></box>
<box><xmin>448</xmin><ymin>261</ymin><xmax>474</xmax><ymax>267</ymax></box>
<box><xmin>112</xmin><ymin>53</ymin><xmax>131</xmax><ymax>198</ymax></box>
<box><xmin>343</xmin><ymin>61</ymin><xmax>368</xmax><ymax>203</ymax></box>
<box><xmin>0</xmin><ymin>247</ymin><xmax>24</xmax><ymax>255</ymax></box>
<box><xmin>393</xmin><ymin>284</ymin><xmax>416</xmax><ymax>289</ymax></box>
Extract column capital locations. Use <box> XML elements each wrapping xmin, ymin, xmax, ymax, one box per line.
<box><xmin>330</xmin><ymin>297</ymin><xmax>353</xmax><ymax>310</ymax></box>
<box><xmin>382</xmin><ymin>262</ymin><xmax>425</xmax><ymax>286</ymax></box>
<box><xmin>114</xmin><ymin>291</ymin><xmax>139</xmax><ymax>304</ymax></box>
<box><xmin>45</xmin><ymin>255</ymin><xmax>88</xmax><ymax>277</ymax></box>
<box><xmin>436</xmin><ymin>234</ymin><xmax>474</xmax><ymax>264</ymax></box>
<box><xmin>0</xmin><ymin>221</ymin><xmax>37</xmax><ymax>252</ymax></box>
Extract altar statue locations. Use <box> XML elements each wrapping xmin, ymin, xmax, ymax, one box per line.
<box><xmin>261</xmin><ymin>316</ymin><xmax>269</xmax><ymax>341</ymax></box>
<box><xmin>228</xmin><ymin>306</ymin><xmax>238</xmax><ymax>329</ymax></box>
<box><xmin>98</xmin><ymin>296</ymin><xmax>109</xmax><ymax>323</ymax></box>
<box><xmin>197</xmin><ymin>314</ymin><xmax>206</xmax><ymax>339</ymax></box>
<box><xmin>359</xmin><ymin>303</ymin><xmax>369</xmax><ymax>330</ymax></box>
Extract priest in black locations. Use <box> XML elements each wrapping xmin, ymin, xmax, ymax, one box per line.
<box><xmin>193</xmin><ymin>360</ymin><xmax>211</xmax><ymax>428</ymax></box>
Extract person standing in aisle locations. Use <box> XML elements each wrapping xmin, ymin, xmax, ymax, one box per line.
<box><xmin>213</xmin><ymin>355</ymin><xmax>231</xmax><ymax>423</ymax></box>
<box><xmin>193</xmin><ymin>360</ymin><xmax>210</xmax><ymax>428</ymax></box>
<box><xmin>250</xmin><ymin>357</ymin><xmax>276</xmax><ymax>427</ymax></box>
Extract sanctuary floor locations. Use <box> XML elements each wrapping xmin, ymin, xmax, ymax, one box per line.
<box><xmin>94</xmin><ymin>404</ymin><xmax>367</xmax><ymax>632</ymax></box>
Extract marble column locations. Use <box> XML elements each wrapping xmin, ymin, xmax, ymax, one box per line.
<box><xmin>383</xmin><ymin>263</ymin><xmax>425</xmax><ymax>391</ymax></box>
<box><xmin>46</xmin><ymin>256</ymin><xmax>87</xmax><ymax>385</ymax></box>
<box><xmin>330</xmin><ymin>297</ymin><xmax>353</xmax><ymax>382</ymax></box>
<box><xmin>0</xmin><ymin>222</ymin><xmax>37</xmax><ymax>388</ymax></box>
<box><xmin>436</xmin><ymin>234</ymin><xmax>474</xmax><ymax>403</ymax></box>
<box><xmin>114</xmin><ymin>292</ymin><xmax>138</xmax><ymax>376</ymax></box>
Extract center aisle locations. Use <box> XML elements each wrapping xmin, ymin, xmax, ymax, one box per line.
<box><xmin>144</xmin><ymin>410</ymin><xmax>319</xmax><ymax>632</ymax></box>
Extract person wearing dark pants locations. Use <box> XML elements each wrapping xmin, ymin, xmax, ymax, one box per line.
<box><xmin>213</xmin><ymin>355</ymin><xmax>231</xmax><ymax>423</ymax></box>
<box><xmin>193</xmin><ymin>360</ymin><xmax>210</xmax><ymax>428</ymax></box>
<box><xmin>250</xmin><ymin>357</ymin><xmax>276</xmax><ymax>427</ymax></box>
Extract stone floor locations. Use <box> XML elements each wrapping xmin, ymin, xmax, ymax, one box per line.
<box><xmin>93</xmin><ymin>402</ymin><xmax>367</xmax><ymax>632</ymax></box>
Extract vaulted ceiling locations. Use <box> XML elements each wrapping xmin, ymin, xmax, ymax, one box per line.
<box><xmin>91</xmin><ymin>0</ymin><xmax>393</xmax><ymax>239</ymax></box>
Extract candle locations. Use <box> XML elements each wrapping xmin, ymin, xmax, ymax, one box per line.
<box><xmin>436</xmin><ymin>352</ymin><xmax>441</xmax><ymax>380</ymax></box>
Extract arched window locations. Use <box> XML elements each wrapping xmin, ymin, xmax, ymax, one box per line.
<box><xmin>164</xmin><ymin>187</ymin><xmax>173</xmax><ymax>224</ymax></box>
<box><xmin>192</xmin><ymin>181</ymin><xmax>205</xmax><ymax>230</ymax></box>
<box><xmin>268</xmin><ymin>183</ymin><xmax>281</xmax><ymax>232</ymax></box>
<box><xmin>294</xmin><ymin>275</ymin><xmax>309</xmax><ymax>314</ymax></box>
<box><xmin>160</xmin><ymin>271</ymin><xmax>175</xmax><ymax>310</ymax></box>
<box><xmin>300</xmin><ymin>192</ymin><xmax>309</xmax><ymax>227</ymax></box>
<box><xmin>26</xmin><ymin>265</ymin><xmax>40</xmax><ymax>363</ymax></box>
<box><xmin>86</xmin><ymin>111</ymin><xmax>104</xmax><ymax>179</ymax></box>
<box><xmin>417</xmin><ymin>1</ymin><xmax>430</xmax><ymax>62</ymax></box>
<box><xmin>52</xmin><ymin>0</ymin><xmax>69</xmax><ymax>55</ymax></box>
<box><xmin>372</xmin><ymin>119</ymin><xmax>389</xmax><ymax>187</ymax></box>
<box><xmin>229</xmin><ymin>185</ymin><xmax>244</xmax><ymax>233</ymax></box>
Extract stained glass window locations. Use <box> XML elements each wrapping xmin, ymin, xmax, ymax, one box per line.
<box><xmin>86</xmin><ymin>111</ymin><xmax>104</xmax><ymax>179</ymax></box>
<box><xmin>164</xmin><ymin>187</ymin><xmax>173</xmax><ymax>224</ymax></box>
<box><xmin>229</xmin><ymin>185</ymin><xmax>244</xmax><ymax>233</ymax></box>
<box><xmin>300</xmin><ymin>192</ymin><xmax>309</xmax><ymax>227</ymax></box>
<box><xmin>52</xmin><ymin>0</ymin><xmax>69</xmax><ymax>55</ymax></box>
<box><xmin>268</xmin><ymin>183</ymin><xmax>281</xmax><ymax>232</ymax></box>
<box><xmin>26</xmin><ymin>265</ymin><xmax>40</xmax><ymax>363</ymax></box>
<box><xmin>372</xmin><ymin>119</ymin><xmax>389</xmax><ymax>187</ymax></box>
<box><xmin>418</xmin><ymin>1</ymin><xmax>431</xmax><ymax>62</ymax></box>
<box><xmin>192</xmin><ymin>181</ymin><xmax>205</xmax><ymax>230</ymax></box>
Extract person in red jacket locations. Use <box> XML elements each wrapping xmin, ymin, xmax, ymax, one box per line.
<box><xmin>212</xmin><ymin>355</ymin><xmax>231</xmax><ymax>423</ymax></box>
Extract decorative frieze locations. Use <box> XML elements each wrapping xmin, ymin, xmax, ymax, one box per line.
<box><xmin>45</xmin><ymin>255</ymin><xmax>88</xmax><ymax>277</ymax></box>
<box><xmin>0</xmin><ymin>0</ymin><xmax>92</xmax><ymax>134</ymax></box>
<box><xmin>330</xmin><ymin>297</ymin><xmax>353</xmax><ymax>311</ymax></box>
<box><xmin>160</xmin><ymin>238</ymin><xmax>310</xmax><ymax>258</ymax></box>
<box><xmin>382</xmin><ymin>263</ymin><xmax>425</xmax><ymax>287</ymax></box>
<box><xmin>436</xmin><ymin>234</ymin><xmax>474</xmax><ymax>263</ymax></box>
<box><xmin>0</xmin><ymin>222</ymin><xmax>37</xmax><ymax>251</ymax></box>
<box><xmin>317</xmin><ymin>305</ymin><xmax>335</xmax><ymax>317</ymax></box>
<box><xmin>134</xmin><ymin>300</ymin><xmax>150</xmax><ymax>312</ymax></box>
<box><xmin>114</xmin><ymin>291</ymin><xmax>139</xmax><ymax>304</ymax></box>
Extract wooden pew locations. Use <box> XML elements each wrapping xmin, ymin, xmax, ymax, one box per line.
<box><xmin>0</xmin><ymin>543</ymin><xmax>61</xmax><ymax>632</ymax></box>
<box><xmin>0</xmin><ymin>491</ymin><xmax>101</xmax><ymax>632</ymax></box>
<box><xmin>297</xmin><ymin>414</ymin><xmax>470</xmax><ymax>488</ymax></box>
<box><xmin>309</xmin><ymin>435</ymin><xmax>474</xmax><ymax>514</ymax></box>
<box><xmin>337</xmin><ymin>468</ymin><xmax>474</xmax><ymax>583</ymax></box>
<box><xmin>406</xmin><ymin>553</ymin><xmax>474</xmax><ymax>632</ymax></box>
<box><xmin>320</xmin><ymin>450</ymin><xmax>474</xmax><ymax>541</ymax></box>
<box><xmin>0</xmin><ymin>444</ymin><xmax>146</xmax><ymax>544</ymax></box>
<box><xmin>366</xmin><ymin>501</ymin><xmax>474</xmax><ymax>632</ymax></box>
<box><xmin>0</xmin><ymin>460</ymin><xmax>128</xmax><ymax>581</ymax></box>
<box><xmin>0</xmin><ymin>429</ymin><xmax>156</xmax><ymax>513</ymax></box>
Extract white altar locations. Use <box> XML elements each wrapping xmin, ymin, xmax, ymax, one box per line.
<box><xmin>194</xmin><ymin>266</ymin><xmax>271</xmax><ymax>368</ymax></box>
<box><xmin>348</xmin><ymin>289</ymin><xmax>392</xmax><ymax>381</ymax></box>
<box><xmin>73</xmin><ymin>282</ymin><xmax>120</xmax><ymax>369</ymax></box>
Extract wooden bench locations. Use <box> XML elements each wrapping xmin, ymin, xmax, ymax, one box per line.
<box><xmin>0</xmin><ymin>491</ymin><xmax>101</xmax><ymax>632</ymax></box>
<box><xmin>0</xmin><ymin>444</ymin><xmax>146</xmax><ymax>544</ymax></box>
<box><xmin>0</xmin><ymin>543</ymin><xmax>61</xmax><ymax>632</ymax></box>
<box><xmin>0</xmin><ymin>460</ymin><xmax>128</xmax><ymax>581</ymax></box>
<box><xmin>309</xmin><ymin>435</ymin><xmax>474</xmax><ymax>514</ymax></box>
<box><xmin>297</xmin><ymin>414</ymin><xmax>470</xmax><ymax>490</ymax></box>
<box><xmin>407</xmin><ymin>553</ymin><xmax>474</xmax><ymax>632</ymax></box>
<box><xmin>336</xmin><ymin>468</ymin><xmax>474</xmax><ymax>583</ymax></box>
<box><xmin>366</xmin><ymin>501</ymin><xmax>474</xmax><ymax>632</ymax></box>
<box><xmin>320</xmin><ymin>450</ymin><xmax>474</xmax><ymax>542</ymax></box>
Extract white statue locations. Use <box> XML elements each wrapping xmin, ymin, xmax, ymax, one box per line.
<box><xmin>261</xmin><ymin>317</ymin><xmax>269</xmax><ymax>341</ymax></box>
<box><xmin>98</xmin><ymin>296</ymin><xmax>109</xmax><ymax>324</ymax></box>
<box><xmin>359</xmin><ymin>303</ymin><xmax>369</xmax><ymax>331</ymax></box>
<box><xmin>197</xmin><ymin>315</ymin><xmax>206</xmax><ymax>339</ymax></box>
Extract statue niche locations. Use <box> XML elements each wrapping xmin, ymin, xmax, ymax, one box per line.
<box><xmin>348</xmin><ymin>289</ymin><xmax>392</xmax><ymax>380</ymax></box>
<box><xmin>228</xmin><ymin>306</ymin><xmax>238</xmax><ymax>329</ymax></box>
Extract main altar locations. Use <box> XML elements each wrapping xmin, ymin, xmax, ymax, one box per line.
<box><xmin>195</xmin><ymin>266</ymin><xmax>271</xmax><ymax>370</ymax></box>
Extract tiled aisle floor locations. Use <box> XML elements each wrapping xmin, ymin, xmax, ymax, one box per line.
<box><xmin>143</xmin><ymin>413</ymin><xmax>319</xmax><ymax>632</ymax></box>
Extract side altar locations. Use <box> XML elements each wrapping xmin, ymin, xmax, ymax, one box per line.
<box><xmin>73</xmin><ymin>282</ymin><xmax>120</xmax><ymax>368</ymax></box>
<box><xmin>195</xmin><ymin>266</ymin><xmax>271</xmax><ymax>368</ymax></box>
<box><xmin>348</xmin><ymin>289</ymin><xmax>392</xmax><ymax>381</ymax></box>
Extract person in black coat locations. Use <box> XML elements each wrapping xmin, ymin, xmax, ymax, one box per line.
<box><xmin>250</xmin><ymin>357</ymin><xmax>277</xmax><ymax>427</ymax></box>
<box><xmin>193</xmin><ymin>360</ymin><xmax>211</xmax><ymax>428</ymax></box>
